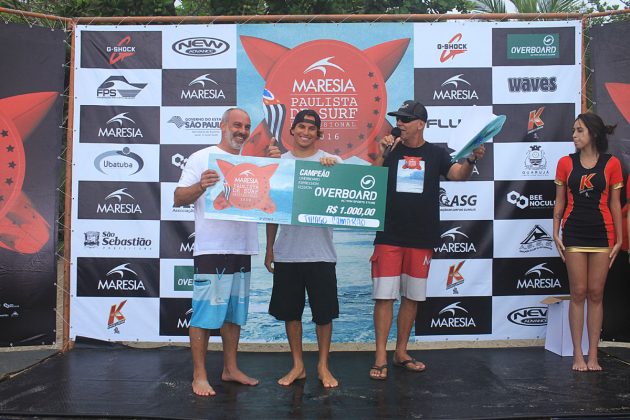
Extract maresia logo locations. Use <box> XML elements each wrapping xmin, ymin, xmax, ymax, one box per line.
<box><xmin>77</xmin><ymin>181</ymin><xmax>160</xmax><ymax>220</ymax></box>
<box><xmin>81</xmin><ymin>30</ymin><xmax>161</xmax><ymax>69</ymax></box>
<box><xmin>508</xmin><ymin>77</ymin><xmax>557</xmax><ymax>93</ymax></box>
<box><xmin>415</xmin><ymin>68</ymin><xmax>492</xmax><ymax>106</ymax></box>
<box><xmin>493</xmin><ymin>258</ymin><xmax>568</xmax><ymax>296</ymax></box>
<box><xmin>416</xmin><ymin>297</ymin><xmax>492</xmax><ymax>335</ymax></box>
<box><xmin>434</xmin><ymin>220</ymin><xmax>492</xmax><ymax>259</ymax></box>
<box><xmin>437</xmin><ymin>33</ymin><xmax>468</xmax><ymax>62</ymax></box>
<box><xmin>517</xmin><ymin>263</ymin><xmax>561</xmax><ymax>290</ymax></box>
<box><xmin>162</xmin><ymin>69</ymin><xmax>236</xmax><ymax>106</ymax></box>
<box><xmin>160</xmin><ymin>220</ymin><xmax>195</xmax><ymax>258</ymax></box>
<box><xmin>97</xmin><ymin>76</ymin><xmax>147</xmax><ymax>99</ymax></box>
<box><xmin>436</xmin><ymin>227</ymin><xmax>475</xmax><ymax>253</ymax></box>
<box><xmin>159</xmin><ymin>298</ymin><xmax>220</xmax><ymax>337</ymax></box>
<box><xmin>172</xmin><ymin>37</ymin><xmax>230</xmax><ymax>56</ymax></box>
<box><xmin>507</xmin><ymin>306</ymin><xmax>548</xmax><ymax>326</ymax></box>
<box><xmin>77</xmin><ymin>257</ymin><xmax>159</xmax><ymax>297</ymax></box>
<box><xmin>94</xmin><ymin>146</ymin><xmax>144</xmax><ymax>176</ymax></box>
<box><xmin>79</xmin><ymin>105</ymin><xmax>160</xmax><ymax>145</ymax></box>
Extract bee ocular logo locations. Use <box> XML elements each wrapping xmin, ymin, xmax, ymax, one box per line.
<box><xmin>172</xmin><ymin>38</ymin><xmax>230</xmax><ymax>57</ymax></box>
<box><xmin>507</xmin><ymin>306</ymin><xmax>547</xmax><ymax>326</ymax></box>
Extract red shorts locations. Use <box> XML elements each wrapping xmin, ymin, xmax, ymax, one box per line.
<box><xmin>370</xmin><ymin>244</ymin><xmax>432</xmax><ymax>301</ymax></box>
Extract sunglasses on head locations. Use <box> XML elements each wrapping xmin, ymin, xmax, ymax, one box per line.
<box><xmin>396</xmin><ymin>116</ymin><xmax>418</xmax><ymax>124</ymax></box>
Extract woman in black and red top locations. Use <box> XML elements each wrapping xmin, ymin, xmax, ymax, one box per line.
<box><xmin>553</xmin><ymin>112</ymin><xmax>623</xmax><ymax>372</ymax></box>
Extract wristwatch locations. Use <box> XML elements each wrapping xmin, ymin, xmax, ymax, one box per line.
<box><xmin>466</xmin><ymin>156</ymin><xmax>477</xmax><ymax>165</ymax></box>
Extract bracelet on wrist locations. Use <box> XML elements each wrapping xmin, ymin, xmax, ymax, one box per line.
<box><xmin>198</xmin><ymin>182</ymin><xmax>206</xmax><ymax>193</ymax></box>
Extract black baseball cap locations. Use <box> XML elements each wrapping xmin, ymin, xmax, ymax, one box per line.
<box><xmin>291</xmin><ymin>109</ymin><xmax>321</xmax><ymax>130</ymax></box>
<box><xmin>387</xmin><ymin>100</ymin><xmax>428</xmax><ymax>122</ymax></box>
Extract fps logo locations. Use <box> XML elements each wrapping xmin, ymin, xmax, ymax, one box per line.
<box><xmin>97</xmin><ymin>76</ymin><xmax>146</xmax><ymax>99</ymax></box>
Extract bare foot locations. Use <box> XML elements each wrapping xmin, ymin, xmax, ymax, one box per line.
<box><xmin>318</xmin><ymin>366</ymin><xmax>338</xmax><ymax>388</ymax></box>
<box><xmin>222</xmin><ymin>368</ymin><xmax>259</xmax><ymax>386</ymax></box>
<box><xmin>278</xmin><ymin>367</ymin><xmax>306</xmax><ymax>386</ymax></box>
<box><xmin>572</xmin><ymin>355</ymin><xmax>588</xmax><ymax>372</ymax></box>
<box><xmin>587</xmin><ymin>358</ymin><xmax>602</xmax><ymax>371</ymax></box>
<box><xmin>192</xmin><ymin>379</ymin><xmax>216</xmax><ymax>396</ymax></box>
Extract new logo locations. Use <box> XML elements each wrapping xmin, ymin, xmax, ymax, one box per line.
<box><xmin>172</xmin><ymin>37</ymin><xmax>230</xmax><ymax>56</ymax></box>
<box><xmin>507</xmin><ymin>306</ymin><xmax>547</xmax><ymax>326</ymax></box>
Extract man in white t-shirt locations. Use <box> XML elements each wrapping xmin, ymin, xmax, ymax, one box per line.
<box><xmin>264</xmin><ymin>110</ymin><xmax>342</xmax><ymax>388</ymax></box>
<box><xmin>174</xmin><ymin>107</ymin><xmax>280</xmax><ymax>397</ymax></box>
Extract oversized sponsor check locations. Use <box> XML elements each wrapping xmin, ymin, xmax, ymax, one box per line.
<box><xmin>204</xmin><ymin>154</ymin><xmax>388</xmax><ymax>230</ymax></box>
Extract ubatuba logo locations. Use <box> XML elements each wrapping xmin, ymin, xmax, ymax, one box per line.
<box><xmin>436</xmin><ymin>226</ymin><xmax>477</xmax><ymax>254</ymax></box>
<box><xmin>107</xmin><ymin>35</ymin><xmax>136</xmax><ymax>65</ymax></box>
<box><xmin>446</xmin><ymin>261</ymin><xmax>465</xmax><ymax>293</ymax></box>
<box><xmin>98</xmin><ymin>263</ymin><xmax>146</xmax><ymax>292</ymax></box>
<box><xmin>517</xmin><ymin>262</ymin><xmax>561</xmax><ymax>290</ymax></box>
<box><xmin>431</xmin><ymin>301</ymin><xmax>476</xmax><ymax>328</ymax></box>
<box><xmin>94</xmin><ymin>147</ymin><xmax>144</xmax><ymax>176</ymax></box>
<box><xmin>508</xmin><ymin>77</ymin><xmax>557</xmax><ymax>93</ymax></box>
<box><xmin>523</xmin><ymin>145</ymin><xmax>549</xmax><ymax>176</ymax></box>
<box><xmin>520</xmin><ymin>225</ymin><xmax>553</xmax><ymax>253</ymax></box>
<box><xmin>506</xmin><ymin>190</ymin><xmax>554</xmax><ymax>210</ymax></box>
<box><xmin>434</xmin><ymin>74</ymin><xmax>478</xmax><ymax>101</ymax></box>
<box><xmin>439</xmin><ymin>188</ymin><xmax>478</xmax><ymax>208</ymax></box>
<box><xmin>240</xmin><ymin>36</ymin><xmax>409</xmax><ymax>161</ymax></box>
<box><xmin>437</xmin><ymin>33</ymin><xmax>468</xmax><ymax>62</ymax></box>
<box><xmin>507</xmin><ymin>306</ymin><xmax>547</xmax><ymax>326</ymax></box>
<box><xmin>528</xmin><ymin>107</ymin><xmax>545</xmax><ymax>135</ymax></box>
<box><xmin>107</xmin><ymin>300</ymin><xmax>127</xmax><ymax>331</ymax></box>
<box><xmin>97</xmin><ymin>76</ymin><xmax>146</xmax><ymax>99</ymax></box>
<box><xmin>97</xmin><ymin>188</ymin><xmax>142</xmax><ymax>215</ymax></box>
<box><xmin>172</xmin><ymin>37</ymin><xmax>230</xmax><ymax>56</ymax></box>
<box><xmin>98</xmin><ymin>112</ymin><xmax>143</xmax><ymax>140</ymax></box>
<box><xmin>213</xmin><ymin>161</ymin><xmax>278</xmax><ymax>213</ymax></box>
<box><xmin>181</xmin><ymin>74</ymin><xmax>226</xmax><ymax>100</ymax></box>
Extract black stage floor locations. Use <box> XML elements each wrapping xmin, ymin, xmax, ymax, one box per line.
<box><xmin>1</xmin><ymin>341</ymin><xmax>629</xmax><ymax>420</ymax></box>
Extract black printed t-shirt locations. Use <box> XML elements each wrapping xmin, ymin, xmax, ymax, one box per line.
<box><xmin>374</xmin><ymin>141</ymin><xmax>455</xmax><ymax>249</ymax></box>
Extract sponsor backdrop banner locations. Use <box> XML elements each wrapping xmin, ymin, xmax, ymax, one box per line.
<box><xmin>590</xmin><ymin>21</ymin><xmax>630</xmax><ymax>342</ymax></box>
<box><xmin>71</xmin><ymin>21</ymin><xmax>581</xmax><ymax>343</ymax></box>
<box><xmin>0</xmin><ymin>23</ymin><xmax>65</xmax><ymax>346</ymax></box>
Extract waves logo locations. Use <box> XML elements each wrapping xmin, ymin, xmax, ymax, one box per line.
<box><xmin>527</xmin><ymin>107</ymin><xmax>545</xmax><ymax>136</ymax></box>
<box><xmin>520</xmin><ymin>225</ymin><xmax>552</xmax><ymax>253</ymax></box>
<box><xmin>172</xmin><ymin>37</ymin><xmax>230</xmax><ymax>57</ymax></box>
<box><xmin>508</xmin><ymin>77</ymin><xmax>557</xmax><ymax>93</ymax></box>
<box><xmin>446</xmin><ymin>261</ymin><xmax>465</xmax><ymax>294</ymax></box>
<box><xmin>94</xmin><ymin>147</ymin><xmax>144</xmax><ymax>176</ymax></box>
<box><xmin>517</xmin><ymin>262</ymin><xmax>561</xmax><ymax>290</ymax></box>
<box><xmin>437</xmin><ymin>33</ymin><xmax>467</xmax><ymax>62</ymax></box>
<box><xmin>97</xmin><ymin>76</ymin><xmax>146</xmax><ymax>99</ymax></box>
<box><xmin>213</xmin><ymin>161</ymin><xmax>278</xmax><ymax>213</ymax></box>
<box><xmin>107</xmin><ymin>300</ymin><xmax>127</xmax><ymax>332</ymax></box>
<box><xmin>107</xmin><ymin>35</ymin><xmax>136</xmax><ymax>65</ymax></box>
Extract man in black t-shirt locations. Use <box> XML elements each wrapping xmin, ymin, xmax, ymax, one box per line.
<box><xmin>369</xmin><ymin>100</ymin><xmax>485</xmax><ymax>380</ymax></box>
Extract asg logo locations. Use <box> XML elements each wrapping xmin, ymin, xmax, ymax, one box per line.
<box><xmin>446</xmin><ymin>261</ymin><xmax>465</xmax><ymax>293</ymax></box>
<box><xmin>434</xmin><ymin>74</ymin><xmax>478</xmax><ymax>101</ymax></box>
<box><xmin>172</xmin><ymin>37</ymin><xmax>229</xmax><ymax>57</ymax></box>
<box><xmin>506</xmin><ymin>191</ymin><xmax>554</xmax><ymax>210</ymax></box>
<box><xmin>97</xmin><ymin>188</ymin><xmax>141</xmax><ymax>215</ymax></box>
<box><xmin>96</xmin><ymin>76</ymin><xmax>146</xmax><ymax>99</ymax></box>
<box><xmin>107</xmin><ymin>300</ymin><xmax>127</xmax><ymax>331</ymax></box>
<box><xmin>523</xmin><ymin>145</ymin><xmax>549</xmax><ymax>176</ymax></box>
<box><xmin>107</xmin><ymin>35</ymin><xmax>136</xmax><ymax>65</ymax></box>
<box><xmin>180</xmin><ymin>74</ymin><xmax>226</xmax><ymax>100</ymax></box>
<box><xmin>436</xmin><ymin>227</ymin><xmax>476</xmax><ymax>254</ymax></box>
<box><xmin>98</xmin><ymin>263</ymin><xmax>146</xmax><ymax>292</ymax></box>
<box><xmin>439</xmin><ymin>188</ymin><xmax>478</xmax><ymax>207</ymax></box>
<box><xmin>527</xmin><ymin>107</ymin><xmax>544</xmax><ymax>135</ymax></box>
<box><xmin>180</xmin><ymin>232</ymin><xmax>195</xmax><ymax>254</ymax></box>
<box><xmin>431</xmin><ymin>301</ymin><xmax>476</xmax><ymax>328</ymax></box>
<box><xmin>437</xmin><ymin>33</ymin><xmax>468</xmax><ymax>62</ymax></box>
<box><xmin>84</xmin><ymin>231</ymin><xmax>100</xmax><ymax>247</ymax></box>
<box><xmin>517</xmin><ymin>263</ymin><xmax>561</xmax><ymax>290</ymax></box>
<box><xmin>507</xmin><ymin>306</ymin><xmax>547</xmax><ymax>326</ymax></box>
<box><xmin>98</xmin><ymin>112</ymin><xmax>143</xmax><ymax>139</ymax></box>
<box><xmin>94</xmin><ymin>147</ymin><xmax>144</xmax><ymax>176</ymax></box>
<box><xmin>520</xmin><ymin>225</ymin><xmax>553</xmax><ymax>253</ymax></box>
<box><xmin>508</xmin><ymin>77</ymin><xmax>557</xmax><ymax>93</ymax></box>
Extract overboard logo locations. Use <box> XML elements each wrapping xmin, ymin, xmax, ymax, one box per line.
<box><xmin>97</xmin><ymin>76</ymin><xmax>147</xmax><ymax>99</ymax></box>
<box><xmin>94</xmin><ymin>147</ymin><xmax>144</xmax><ymax>176</ymax></box>
<box><xmin>431</xmin><ymin>301</ymin><xmax>476</xmax><ymax>328</ymax></box>
<box><xmin>436</xmin><ymin>226</ymin><xmax>476</xmax><ymax>254</ymax></box>
<box><xmin>174</xmin><ymin>265</ymin><xmax>194</xmax><ymax>291</ymax></box>
<box><xmin>523</xmin><ymin>145</ymin><xmax>549</xmax><ymax>176</ymax></box>
<box><xmin>181</xmin><ymin>74</ymin><xmax>226</xmax><ymax>100</ymax></box>
<box><xmin>172</xmin><ymin>37</ymin><xmax>230</xmax><ymax>56</ymax></box>
<box><xmin>438</xmin><ymin>33</ymin><xmax>468</xmax><ymax>62</ymax></box>
<box><xmin>97</xmin><ymin>188</ymin><xmax>142</xmax><ymax>215</ymax></box>
<box><xmin>520</xmin><ymin>225</ymin><xmax>553</xmax><ymax>252</ymax></box>
<box><xmin>434</xmin><ymin>74</ymin><xmax>478</xmax><ymax>101</ymax></box>
<box><xmin>507</xmin><ymin>33</ymin><xmax>559</xmax><ymax>60</ymax></box>
<box><xmin>98</xmin><ymin>112</ymin><xmax>144</xmax><ymax>140</ymax></box>
<box><xmin>107</xmin><ymin>35</ymin><xmax>136</xmax><ymax>65</ymax></box>
<box><xmin>98</xmin><ymin>263</ymin><xmax>146</xmax><ymax>292</ymax></box>
<box><xmin>107</xmin><ymin>300</ymin><xmax>127</xmax><ymax>331</ymax></box>
<box><xmin>507</xmin><ymin>306</ymin><xmax>547</xmax><ymax>326</ymax></box>
<box><xmin>517</xmin><ymin>263</ymin><xmax>561</xmax><ymax>290</ymax></box>
<box><xmin>439</xmin><ymin>188</ymin><xmax>477</xmax><ymax>210</ymax></box>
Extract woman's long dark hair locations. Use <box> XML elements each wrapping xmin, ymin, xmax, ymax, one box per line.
<box><xmin>576</xmin><ymin>112</ymin><xmax>616</xmax><ymax>153</ymax></box>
